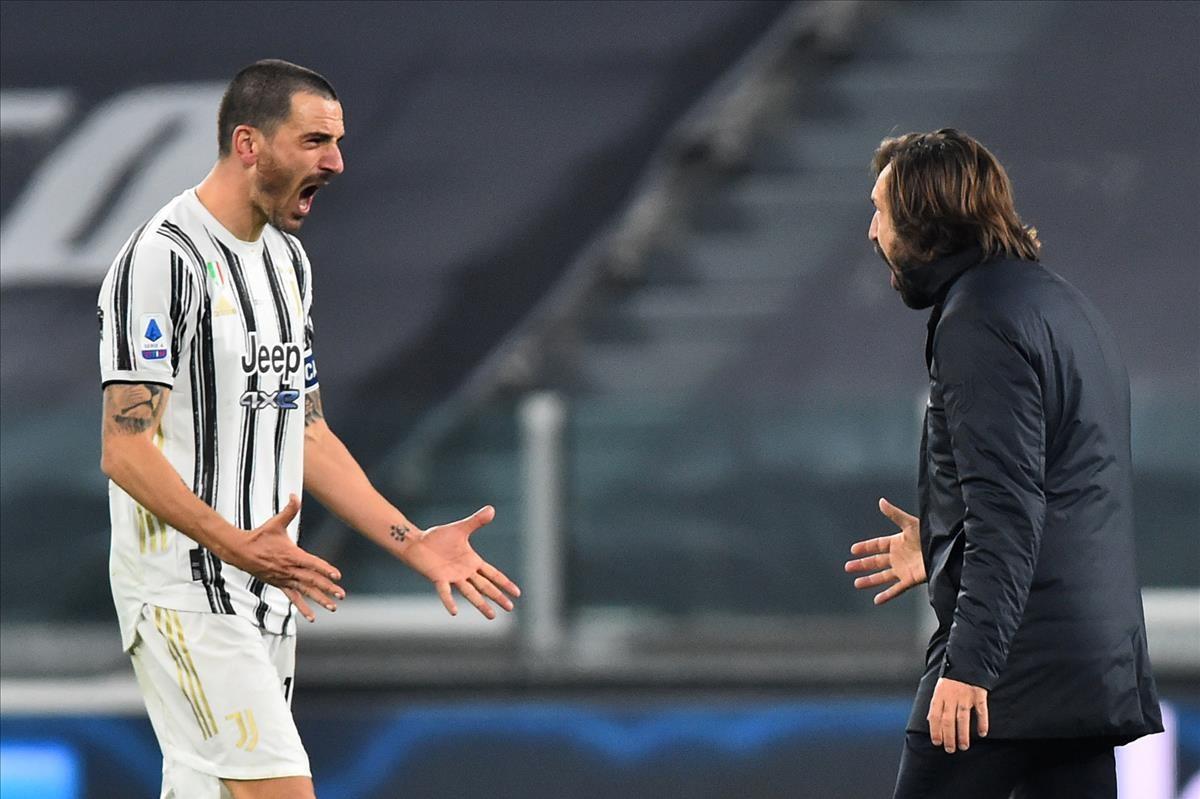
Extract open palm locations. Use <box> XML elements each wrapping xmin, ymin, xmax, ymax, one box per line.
<box><xmin>844</xmin><ymin>498</ymin><xmax>926</xmax><ymax>605</ymax></box>
<box><xmin>406</xmin><ymin>505</ymin><xmax>521</xmax><ymax>619</ymax></box>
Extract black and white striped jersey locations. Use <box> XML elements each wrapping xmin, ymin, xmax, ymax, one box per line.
<box><xmin>99</xmin><ymin>188</ymin><xmax>318</xmax><ymax>650</ymax></box>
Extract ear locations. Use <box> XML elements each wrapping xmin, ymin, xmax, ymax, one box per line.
<box><xmin>231</xmin><ymin>125</ymin><xmax>259</xmax><ymax>167</ymax></box>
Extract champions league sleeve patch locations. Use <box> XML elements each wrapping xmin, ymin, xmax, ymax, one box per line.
<box><xmin>139</xmin><ymin>313</ymin><xmax>168</xmax><ymax>362</ymax></box>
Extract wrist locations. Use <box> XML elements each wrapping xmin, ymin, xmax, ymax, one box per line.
<box><xmin>385</xmin><ymin>520</ymin><xmax>424</xmax><ymax>559</ymax></box>
<box><xmin>195</xmin><ymin>513</ymin><xmax>244</xmax><ymax>563</ymax></box>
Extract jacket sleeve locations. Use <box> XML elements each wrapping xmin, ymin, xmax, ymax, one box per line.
<box><xmin>933</xmin><ymin>308</ymin><xmax>1046</xmax><ymax>690</ymax></box>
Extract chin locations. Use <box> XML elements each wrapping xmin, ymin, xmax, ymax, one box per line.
<box><xmin>272</xmin><ymin>215</ymin><xmax>305</xmax><ymax>234</ymax></box>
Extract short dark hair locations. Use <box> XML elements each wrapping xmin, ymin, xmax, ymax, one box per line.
<box><xmin>217</xmin><ymin>59</ymin><xmax>338</xmax><ymax>156</ymax></box>
<box><xmin>872</xmin><ymin>128</ymin><xmax>1040</xmax><ymax>264</ymax></box>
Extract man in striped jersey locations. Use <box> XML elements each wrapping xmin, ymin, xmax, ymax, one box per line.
<box><xmin>98</xmin><ymin>60</ymin><xmax>520</xmax><ymax>799</ymax></box>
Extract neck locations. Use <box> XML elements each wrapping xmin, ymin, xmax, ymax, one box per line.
<box><xmin>896</xmin><ymin>246</ymin><xmax>984</xmax><ymax>310</ymax></box>
<box><xmin>195</xmin><ymin>160</ymin><xmax>267</xmax><ymax>242</ymax></box>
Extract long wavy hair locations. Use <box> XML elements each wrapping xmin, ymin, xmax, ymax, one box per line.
<box><xmin>872</xmin><ymin>129</ymin><xmax>1040</xmax><ymax>265</ymax></box>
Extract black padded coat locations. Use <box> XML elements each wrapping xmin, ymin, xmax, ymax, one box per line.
<box><xmin>904</xmin><ymin>249</ymin><xmax>1162</xmax><ymax>743</ymax></box>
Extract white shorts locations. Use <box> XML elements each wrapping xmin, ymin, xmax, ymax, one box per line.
<box><xmin>129</xmin><ymin>604</ymin><xmax>311</xmax><ymax>796</ymax></box>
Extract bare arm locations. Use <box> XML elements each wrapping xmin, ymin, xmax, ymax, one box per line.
<box><xmin>301</xmin><ymin>389</ymin><xmax>420</xmax><ymax>557</ymax></box>
<box><xmin>303</xmin><ymin>389</ymin><xmax>520</xmax><ymax>618</ymax></box>
<box><xmin>101</xmin><ymin>383</ymin><xmax>239</xmax><ymax>552</ymax></box>
<box><xmin>100</xmin><ymin>383</ymin><xmax>343</xmax><ymax>620</ymax></box>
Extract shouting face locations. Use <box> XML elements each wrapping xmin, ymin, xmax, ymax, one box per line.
<box><xmin>249</xmin><ymin>92</ymin><xmax>345</xmax><ymax>233</ymax></box>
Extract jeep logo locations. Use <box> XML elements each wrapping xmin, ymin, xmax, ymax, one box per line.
<box><xmin>241</xmin><ymin>332</ymin><xmax>302</xmax><ymax>380</ymax></box>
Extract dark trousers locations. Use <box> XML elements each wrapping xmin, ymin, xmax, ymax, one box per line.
<box><xmin>893</xmin><ymin>731</ymin><xmax>1116</xmax><ymax>799</ymax></box>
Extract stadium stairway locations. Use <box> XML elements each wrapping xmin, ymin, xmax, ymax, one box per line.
<box><xmin>370</xmin><ymin>2</ymin><xmax>1061</xmax><ymax>619</ymax></box>
<box><xmin>333</xmin><ymin>0</ymin><xmax>1200</xmax><ymax>648</ymax></box>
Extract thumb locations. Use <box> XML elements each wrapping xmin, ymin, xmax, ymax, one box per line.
<box><xmin>464</xmin><ymin>505</ymin><xmax>495</xmax><ymax>535</ymax></box>
<box><xmin>879</xmin><ymin>497</ymin><xmax>911</xmax><ymax>527</ymax></box>
<box><xmin>273</xmin><ymin>494</ymin><xmax>301</xmax><ymax>527</ymax></box>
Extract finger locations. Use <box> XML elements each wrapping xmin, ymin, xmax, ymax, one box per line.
<box><xmin>854</xmin><ymin>571</ymin><xmax>892</xmax><ymax>589</ymax></box>
<box><xmin>845</xmin><ymin>553</ymin><xmax>889</xmax><ymax>573</ymax></box>
<box><xmin>470</xmin><ymin>574</ymin><xmax>514</xmax><ymax>612</ymax></box>
<box><xmin>879</xmin><ymin>497</ymin><xmax>915</xmax><ymax>527</ymax></box>
<box><xmin>927</xmin><ymin>699</ymin><xmax>943</xmax><ymax>747</ymax></box>
<box><xmin>849</xmin><ymin>536</ymin><xmax>890</xmax><ymax>557</ymax></box>
<box><xmin>956</xmin><ymin>704</ymin><xmax>972</xmax><ymax>751</ymax></box>
<box><xmin>976</xmin><ymin>695</ymin><xmax>989</xmax><ymax>738</ymax></box>
<box><xmin>299</xmin><ymin>550</ymin><xmax>342</xmax><ymax>583</ymax></box>
<box><xmin>942</xmin><ymin>709</ymin><xmax>957</xmax><ymax>754</ymax></box>
<box><xmin>435</xmin><ymin>581</ymin><xmax>458</xmax><ymax>616</ymax></box>
<box><xmin>874</xmin><ymin>581</ymin><xmax>910</xmax><ymax>605</ymax></box>
<box><xmin>479</xmin><ymin>562</ymin><xmax>520</xmax><ymax>597</ymax></box>
<box><xmin>283</xmin><ymin>587</ymin><xmax>316</xmax><ymax>623</ymax></box>
<box><xmin>298</xmin><ymin>567</ymin><xmax>344</xmax><ymax>602</ymax></box>
<box><xmin>297</xmin><ymin>580</ymin><xmax>340</xmax><ymax>613</ymax></box>
<box><xmin>456</xmin><ymin>580</ymin><xmax>495</xmax><ymax>620</ymax></box>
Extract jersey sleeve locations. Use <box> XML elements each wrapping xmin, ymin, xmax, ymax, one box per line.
<box><xmin>98</xmin><ymin>231</ymin><xmax>199</xmax><ymax>388</ymax></box>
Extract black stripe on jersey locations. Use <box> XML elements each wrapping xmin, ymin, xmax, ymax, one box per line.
<box><xmin>177</xmin><ymin>234</ymin><xmax>232</xmax><ymax>616</ymax></box>
<box><xmin>280</xmin><ymin>233</ymin><xmax>307</xmax><ymax>303</ymax></box>
<box><xmin>156</xmin><ymin>221</ymin><xmax>235</xmax><ymax>615</ymax></box>
<box><xmin>188</xmin><ymin>275</ymin><xmax>218</xmax><ymax>506</ymax></box>
<box><xmin>159</xmin><ymin>222</ymin><xmax>207</xmax><ymax>277</ymax></box>
<box><xmin>207</xmin><ymin>550</ymin><xmax>235</xmax><ymax>614</ymax></box>
<box><xmin>214</xmin><ymin>237</ymin><xmax>272</xmax><ymax>627</ymax></box>
<box><xmin>263</xmin><ymin>246</ymin><xmax>294</xmax><ymax>514</ymax></box>
<box><xmin>110</xmin><ymin>221</ymin><xmax>152</xmax><ymax>370</ymax></box>
<box><xmin>158</xmin><ymin>221</ymin><xmax>205</xmax><ymax>383</ymax></box>
<box><xmin>213</xmin><ymin>238</ymin><xmax>259</xmax><ymax>534</ymax></box>
<box><xmin>263</xmin><ymin>247</ymin><xmax>293</xmax><ymax>342</ymax></box>
<box><xmin>250</xmin><ymin>246</ymin><xmax>302</xmax><ymax>630</ymax></box>
<box><xmin>168</xmin><ymin>251</ymin><xmax>187</xmax><ymax>376</ymax></box>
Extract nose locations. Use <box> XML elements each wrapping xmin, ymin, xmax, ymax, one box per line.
<box><xmin>321</xmin><ymin>144</ymin><xmax>344</xmax><ymax>176</ymax></box>
<box><xmin>868</xmin><ymin>211</ymin><xmax>878</xmax><ymax>241</ymax></box>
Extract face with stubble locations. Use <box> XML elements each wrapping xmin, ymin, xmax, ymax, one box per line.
<box><xmin>249</xmin><ymin>92</ymin><xmax>345</xmax><ymax>234</ymax></box>
<box><xmin>868</xmin><ymin>163</ymin><xmax>911</xmax><ymax>292</ymax></box>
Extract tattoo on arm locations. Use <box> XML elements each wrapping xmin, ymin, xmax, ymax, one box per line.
<box><xmin>304</xmin><ymin>389</ymin><xmax>324</xmax><ymax>426</ymax></box>
<box><xmin>389</xmin><ymin>524</ymin><xmax>410</xmax><ymax>543</ymax></box>
<box><xmin>105</xmin><ymin>384</ymin><xmax>168</xmax><ymax>435</ymax></box>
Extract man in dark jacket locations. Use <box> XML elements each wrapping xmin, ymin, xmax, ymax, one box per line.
<box><xmin>844</xmin><ymin>129</ymin><xmax>1162</xmax><ymax>799</ymax></box>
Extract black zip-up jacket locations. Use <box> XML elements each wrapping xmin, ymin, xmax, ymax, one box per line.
<box><xmin>905</xmin><ymin>248</ymin><xmax>1162</xmax><ymax>743</ymax></box>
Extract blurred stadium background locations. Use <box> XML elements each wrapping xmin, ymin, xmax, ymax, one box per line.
<box><xmin>1</xmin><ymin>1</ymin><xmax>1197</xmax><ymax>796</ymax></box>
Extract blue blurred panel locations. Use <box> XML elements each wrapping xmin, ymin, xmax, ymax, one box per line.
<box><xmin>0</xmin><ymin>742</ymin><xmax>81</xmax><ymax>799</ymax></box>
<box><xmin>1</xmin><ymin>698</ymin><xmax>1198</xmax><ymax>798</ymax></box>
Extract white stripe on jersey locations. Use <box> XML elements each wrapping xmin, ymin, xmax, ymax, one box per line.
<box><xmin>98</xmin><ymin>188</ymin><xmax>318</xmax><ymax>651</ymax></box>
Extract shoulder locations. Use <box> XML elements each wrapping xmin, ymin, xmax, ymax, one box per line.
<box><xmin>136</xmin><ymin>194</ymin><xmax>210</xmax><ymax>273</ymax></box>
<box><xmin>943</xmin><ymin>258</ymin><xmax>1057</xmax><ymax>330</ymax></box>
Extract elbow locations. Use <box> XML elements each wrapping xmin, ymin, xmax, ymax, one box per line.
<box><xmin>100</xmin><ymin>441</ymin><xmax>129</xmax><ymax>482</ymax></box>
<box><xmin>100</xmin><ymin>448</ymin><xmax>119</xmax><ymax>481</ymax></box>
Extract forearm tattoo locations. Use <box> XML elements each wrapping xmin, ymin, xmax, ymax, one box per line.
<box><xmin>389</xmin><ymin>524</ymin><xmax>410</xmax><ymax>543</ymax></box>
<box><xmin>109</xmin><ymin>384</ymin><xmax>165</xmax><ymax>434</ymax></box>
<box><xmin>304</xmin><ymin>389</ymin><xmax>324</xmax><ymax>426</ymax></box>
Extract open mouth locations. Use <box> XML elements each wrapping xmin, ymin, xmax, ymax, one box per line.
<box><xmin>297</xmin><ymin>184</ymin><xmax>320</xmax><ymax>215</ymax></box>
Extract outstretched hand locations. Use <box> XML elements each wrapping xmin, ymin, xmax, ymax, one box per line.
<box><xmin>405</xmin><ymin>505</ymin><xmax>521</xmax><ymax>619</ymax></box>
<box><xmin>844</xmin><ymin>497</ymin><xmax>925</xmax><ymax>605</ymax></box>
<box><xmin>232</xmin><ymin>494</ymin><xmax>345</xmax><ymax>623</ymax></box>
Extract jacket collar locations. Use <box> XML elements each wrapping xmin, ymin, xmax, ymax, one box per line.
<box><xmin>897</xmin><ymin>245</ymin><xmax>984</xmax><ymax>310</ymax></box>
<box><xmin>916</xmin><ymin>246</ymin><xmax>985</xmax><ymax>371</ymax></box>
